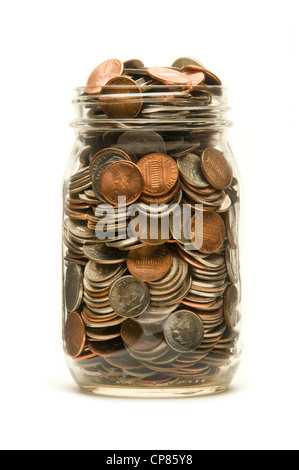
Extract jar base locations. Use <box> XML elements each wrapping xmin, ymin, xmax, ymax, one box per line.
<box><xmin>78</xmin><ymin>384</ymin><xmax>230</xmax><ymax>398</ymax></box>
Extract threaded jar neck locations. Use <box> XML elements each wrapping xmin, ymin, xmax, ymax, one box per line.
<box><xmin>71</xmin><ymin>85</ymin><xmax>232</xmax><ymax>134</ymax></box>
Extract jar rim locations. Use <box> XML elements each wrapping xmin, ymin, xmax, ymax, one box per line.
<box><xmin>74</xmin><ymin>84</ymin><xmax>227</xmax><ymax>94</ymax></box>
<box><xmin>71</xmin><ymin>85</ymin><xmax>232</xmax><ymax>132</ymax></box>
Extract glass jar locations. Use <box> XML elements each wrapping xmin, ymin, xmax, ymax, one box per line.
<box><xmin>62</xmin><ymin>80</ymin><xmax>242</xmax><ymax>398</ymax></box>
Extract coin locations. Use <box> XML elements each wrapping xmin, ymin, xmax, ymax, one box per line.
<box><xmin>225</xmin><ymin>204</ymin><xmax>239</xmax><ymax>248</ymax></box>
<box><xmin>172</xmin><ymin>57</ymin><xmax>205</xmax><ymax>68</ymax></box>
<box><xmin>89</xmin><ymin>148</ymin><xmax>131</xmax><ymax>178</ymax></box>
<box><xmin>64</xmin><ymin>218</ymin><xmax>96</xmax><ymax>241</ymax></box>
<box><xmin>109</xmin><ymin>276</ymin><xmax>150</xmax><ymax>318</ymax></box>
<box><xmin>100</xmin><ymin>161</ymin><xmax>144</xmax><ymax>206</ymax></box>
<box><xmin>138</xmin><ymin>153</ymin><xmax>179</xmax><ymax>197</ymax></box>
<box><xmin>191</xmin><ymin>210</ymin><xmax>226</xmax><ymax>254</ymax></box>
<box><xmin>201</xmin><ymin>148</ymin><xmax>233</xmax><ymax>190</ymax></box>
<box><xmin>118</xmin><ymin>130</ymin><xmax>166</xmax><ymax>158</ymax></box>
<box><xmin>182</xmin><ymin>69</ymin><xmax>205</xmax><ymax>86</ymax></box>
<box><xmin>65</xmin><ymin>312</ymin><xmax>86</xmax><ymax>358</ymax></box>
<box><xmin>127</xmin><ymin>245</ymin><xmax>172</xmax><ymax>282</ymax></box>
<box><xmin>123</xmin><ymin>59</ymin><xmax>145</xmax><ymax>69</ymax></box>
<box><xmin>121</xmin><ymin>319</ymin><xmax>164</xmax><ymax>351</ymax></box>
<box><xmin>85</xmin><ymin>261</ymin><xmax>125</xmax><ymax>284</ymax></box>
<box><xmin>223</xmin><ymin>284</ymin><xmax>239</xmax><ymax>329</ymax></box>
<box><xmin>100</xmin><ymin>77</ymin><xmax>143</xmax><ymax>119</ymax></box>
<box><xmin>163</xmin><ymin>310</ymin><xmax>205</xmax><ymax>352</ymax></box>
<box><xmin>177</xmin><ymin>153</ymin><xmax>209</xmax><ymax>188</ymax></box>
<box><xmin>88</xmin><ymin>337</ymin><xmax>125</xmax><ymax>356</ymax></box>
<box><xmin>65</xmin><ymin>263</ymin><xmax>83</xmax><ymax>312</ymax></box>
<box><xmin>226</xmin><ymin>245</ymin><xmax>239</xmax><ymax>284</ymax></box>
<box><xmin>83</xmin><ymin>244</ymin><xmax>127</xmax><ymax>264</ymax></box>
<box><xmin>147</xmin><ymin>67</ymin><xmax>191</xmax><ymax>85</ymax></box>
<box><xmin>85</xmin><ymin>59</ymin><xmax>124</xmax><ymax>95</ymax></box>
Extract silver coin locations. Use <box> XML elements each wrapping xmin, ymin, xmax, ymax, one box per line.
<box><xmin>149</xmin><ymin>258</ymin><xmax>189</xmax><ymax>296</ymax></box>
<box><xmin>163</xmin><ymin>310</ymin><xmax>205</xmax><ymax>353</ymax></box>
<box><xmin>145</xmin><ymin>304</ymin><xmax>180</xmax><ymax>316</ymax></box>
<box><xmin>109</xmin><ymin>276</ymin><xmax>150</xmax><ymax>318</ymax></box>
<box><xmin>85</xmin><ymin>261</ymin><xmax>125</xmax><ymax>283</ymax></box>
<box><xmin>105</xmin><ymin>237</ymin><xmax>139</xmax><ymax>248</ymax></box>
<box><xmin>177</xmin><ymin>153</ymin><xmax>209</xmax><ymax>188</ymax></box>
<box><xmin>65</xmin><ymin>263</ymin><xmax>83</xmax><ymax>312</ymax></box>
<box><xmin>83</xmin><ymin>244</ymin><xmax>127</xmax><ymax>264</ymax></box>
<box><xmin>118</xmin><ymin>130</ymin><xmax>166</xmax><ymax>158</ymax></box>
<box><xmin>150</xmin><ymin>274</ymin><xmax>192</xmax><ymax>307</ymax></box>
<box><xmin>123</xmin><ymin>59</ymin><xmax>145</xmax><ymax>69</ymax></box>
<box><xmin>90</xmin><ymin>153</ymin><xmax>129</xmax><ymax>200</ymax></box>
<box><xmin>224</xmin><ymin>284</ymin><xmax>239</xmax><ymax>329</ymax></box>
<box><xmin>172</xmin><ymin>57</ymin><xmax>204</xmax><ymax>68</ymax></box>
<box><xmin>226</xmin><ymin>245</ymin><xmax>240</xmax><ymax>284</ymax></box>
<box><xmin>225</xmin><ymin>203</ymin><xmax>239</xmax><ymax>248</ymax></box>
<box><xmin>64</xmin><ymin>219</ymin><xmax>95</xmax><ymax>240</ymax></box>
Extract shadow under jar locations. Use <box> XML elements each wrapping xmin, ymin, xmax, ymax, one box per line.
<box><xmin>62</xmin><ymin>82</ymin><xmax>242</xmax><ymax>398</ymax></box>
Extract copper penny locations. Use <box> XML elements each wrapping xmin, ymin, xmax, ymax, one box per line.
<box><xmin>201</xmin><ymin>148</ymin><xmax>233</xmax><ymax>190</ymax></box>
<box><xmin>127</xmin><ymin>245</ymin><xmax>172</xmax><ymax>282</ymax></box>
<box><xmin>85</xmin><ymin>59</ymin><xmax>124</xmax><ymax>95</ymax></box>
<box><xmin>182</xmin><ymin>69</ymin><xmax>205</xmax><ymax>86</ymax></box>
<box><xmin>121</xmin><ymin>319</ymin><xmax>164</xmax><ymax>351</ymax></box>
<box><xmin>65</xmin><ymin>312</ymin><xmax>86</xmax><ymax>358</ymax></box>
<box><xmin>181</xmin><ymin>66</ymin><xmax>222</xmax><ymax>86</ymax></box>
<box><xmin>87</xmin><ymin>337</ymin><xmax>125</xmax><ymax>356</ymax></box>
<box><xmin>223</xmin><ymin>284</ymin><xmax>239</xmax><ymax>329</ymax></box>
<box><xmin>100</xmin><ymin>161</ymin><xmax>144</xmax><ymax>206</ymax></box>
<box><xmin>191</xmin><ymin>211</ymin><xmax>226</xmax><ymax>254</ymax></box>
<box><xmin>140</xmin><ymin>178</ymin><xmax>181</xmax><ymax>205</ymax></box>
<box><xmin>99</xmin><ymin>77</ymin><xmax>143</xmax><ymax>119</ymax></box>
<box><xmin>138</xmin><ymin>153</ymin><xmax>179</xmax><ymax>197</ymax></box>
<box><xmin>147</xmin><ymin>67</ymin><xmax>191</xmax><ymax>85</ymax></box>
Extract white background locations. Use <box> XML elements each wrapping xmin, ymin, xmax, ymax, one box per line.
<box><xmin>1</xmin><ymin>0</ymin><xmax>298</xmax><ymax>451</ymax></box>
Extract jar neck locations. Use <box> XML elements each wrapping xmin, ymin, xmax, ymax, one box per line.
<box><xmin>71</xmin><ymin>85</ymin><xmax>232</xmax><ymax>134</ymax></box>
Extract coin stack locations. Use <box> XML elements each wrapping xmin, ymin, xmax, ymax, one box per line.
<box><xmin>63</xmin><ymin>57</ymin><xmax>241</xmax><ymax>388</ymax></box>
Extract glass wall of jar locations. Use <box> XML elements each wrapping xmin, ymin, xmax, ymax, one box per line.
<box><xmin>62</xmin><ymin>83</ymin><xmax>242</xmax><ymax>397</ymax></box>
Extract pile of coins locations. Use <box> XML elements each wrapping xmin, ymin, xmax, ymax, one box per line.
<box><xmin>63</xmin><ymin>58</ymin><xmax>241</xmax><ymax>388</ymax></box>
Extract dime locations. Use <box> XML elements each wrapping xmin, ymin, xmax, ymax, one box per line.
<box><xmin>138</xmin><ymin>153</ymin><xmax>179</xmax><ymax>197</ymax></box>
<box><xmin>85</xmin><ymin>59</ymin><xmax>124</xmax><ymax>94</ymax></box>
<box><xmin>147</xmin><ymin>67</ymin><xmax>191</xmax><ymax>85</ymax></box>
<box><xmin>226</xmin><ymin>245</ymin><xmax>240</xmax><ymax>284</ymax></box>
<box><xmin>65</xmin><ymin>312</ymin><xmax>86</xmax><ymax>358</ymax></box>
<box><xmin>64</xmin><ymin>218</ymin><xmax>96</xmax><ymax>240</ymax></box>
<box><xmin>191</xmin><ymin>211</ymin><xmax>226</xmax><ymax>254</ymax></box>
<box><xmin>100</xmin><ymin>161</ymin><xmax>144</xmax><ymax>206</ymax></box>
<box><xmin>89</xmin><ymin>148</ymin><xmax>131</xmax><ymax>179</ymax></box>
<box><xmin>100</xmin><ymin>77</ymin><xmax>143</xmax><ymax>119</ymax></box>
<box><xmin>85</xmin><ymin>261</ymin><xmax>125</xmax><ymax>284</ymax></box>
<box><xmin>127</xmin><ymin>245</ymin><xmax>172</xmax><ymax>282</ymax></box>
<box><xmin>109</xmin><ymin>276</ymin><xmax>150</xmax><ymax>318</ymax></box>
<box><xmin>163</xmin><ymin>310</ymin><xmax>205</xmax><ymax>352</ymax></box>
<box><xmin>177</xmin><ymin>153</ymin><xmax>209</xmax><ymax>188</ymax></box>
<box><xmin>223</xmin><ymin>284</ymin><xmax>239</xmax><ymax>329</ymax></box>
<box><xmin>83</xmin><ymin>244</ymin><xmax>127</xmax><ymax>264</ymax></box>
<box><xmin>65</xmin><ymin>263</ymin><xmax>83</xmax><ymax>312</ymax></box>
<box><xmin>201</xmin><ymin>148</ymin><xmax>233</xmax><ymax>190</ymax></box>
